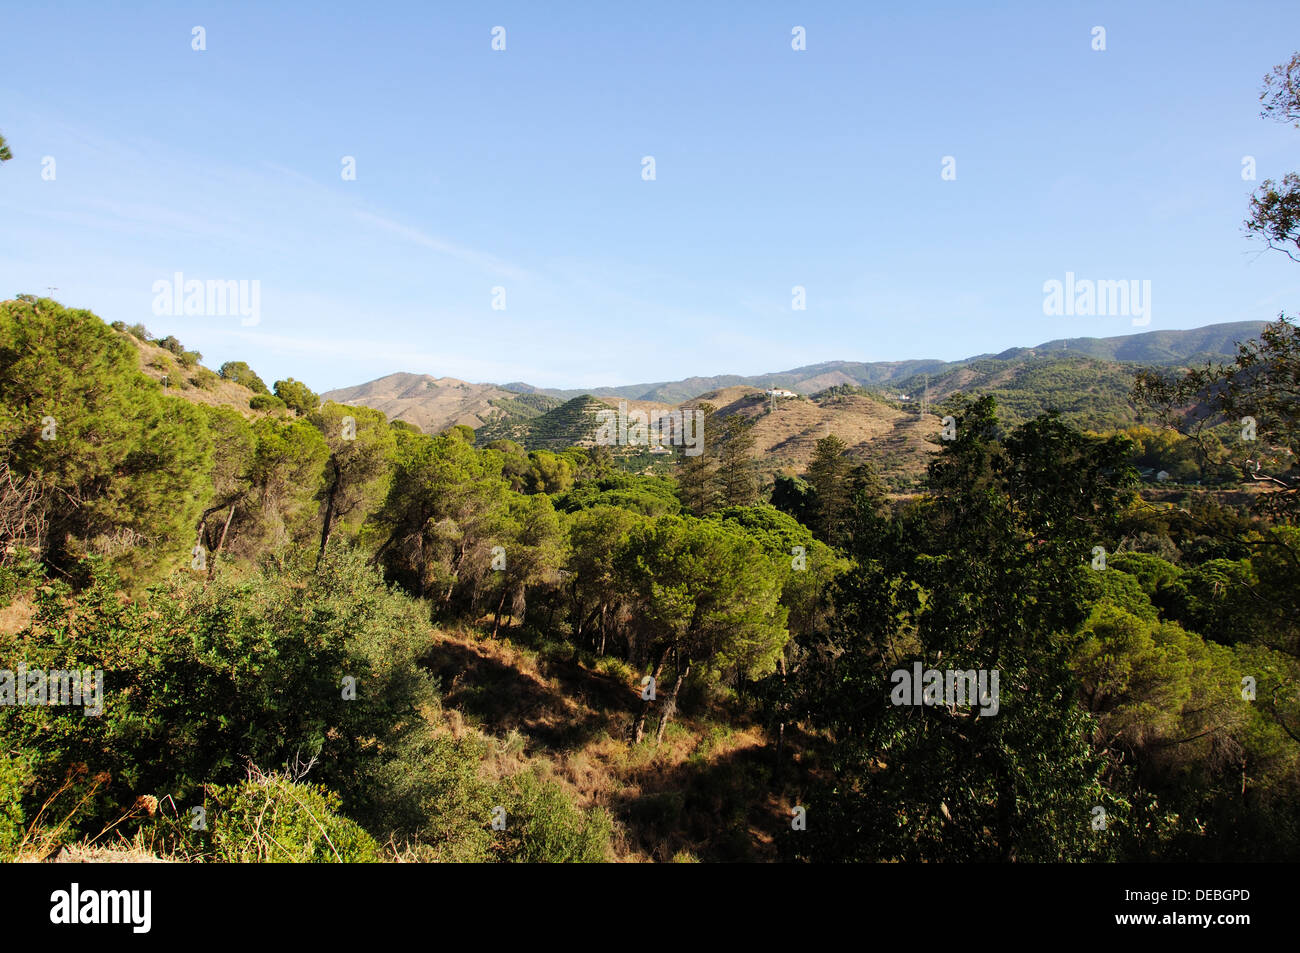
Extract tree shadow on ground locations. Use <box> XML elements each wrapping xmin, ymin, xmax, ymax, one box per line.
<box><xmin>612</xmin><ymin>741</ymin><xmax>801</xmax><ymax>862</ymax></box>
<box><xmin>420</xmin><ymin>636</ymin><xmax>634</xmax><ymax>753</ymax></box>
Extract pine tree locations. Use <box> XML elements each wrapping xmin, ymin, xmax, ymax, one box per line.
<box><xmin>0</xmin><ymin>296</ymin><xmax>213</xmax><ymax>575</ymax></box>
<box><xmin>716</xmin><ymin>414</ymin><xmax>758</xmax><ymax>506</ymax></box>
<box><xmin>675</xmin><ymin>403</ymin><xmax>720</xmax><ymax>516</ymax></box>
<box><xmin>806</xmin><ymin>434</ymin><xmax>853</xmax><ymax>546</ymax></box>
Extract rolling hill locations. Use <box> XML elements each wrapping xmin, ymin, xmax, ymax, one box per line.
<box><xmin>323</xmin><ymin>321</ymin><xmax>1265</xmax><ymax>439</ymax></box>
<box><xmin>320</xmin><ymin>372</ymin><xmax>520</xmax><ymax>432</ymax></box>
<box><xmin>496</xmin><ymin>321</ymin><xmax>1266</xmax><ymax>403</ymax></box>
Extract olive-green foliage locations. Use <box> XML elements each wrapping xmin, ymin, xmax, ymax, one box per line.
<box><xmin>493</xmin><ymin>768</ymin><xmax>612</xmax><ymax>862</ymax></box>
<box><xmin>709</xmin><ymin>505</ymin><xmax>846</xmax><ymax>642</ymax></box>
<box><xmin>363</xmin><ymin>730</ymin><xmax>612</xmax><ymax>862</ymax></box>
<box><xmin>199</xmin><ymin>774</ymin><xmax>382</xmax><ymax>863</ymax></box>
<box><xmin>1108</xmin><ymin>552</ymin><xmax>1182</xmax><ymax>596</ymax></box>
<box><xmin>1166</xmin><ymin>559</ymin><xmax>1263</xmax><ymax>645</ymax></box>
<box><xmin>715</xmin><ymin>415</ymin><xmax>758</xmax><ymax>506</ymax></box>
<box><xmin>796</xmin><ymin>398</ymin><xmax>1137</xmax><ymax>862</ymax></box>
<box><xmin>273</xmin><ymin>377</ymin><xmax>320</xmax><ymax>416</ymax></box>
<box><xmin>1070</xmin><ymin>600</ymin><xmax>1300</xmax><ymax>859</ymax></box>
<box><xmin>525</xmin><ymin>449</ymin><xmax>576</xmax><ymax>494</ymax></box>
<box><xmin>152</xmin><ymin>335</ymin><xmax>185</xmax><ymax>357</ymax></box>
<box><xmin>249</xmin><ymin>393</ymin><xmax>286</xmax><ymax>412</ymax></box>
<box><xmin>485</xmin><ymin>492</ymin><xmax>568</xmax><ymax>634</ymax></box>
<box><xmin>1079</xmin><ymin>564</ymin><xmax>1160</xmax><ymax>621</ymax></box>
<box><xmin>557</xmin><ymin>474</ymin><xmax>681</xmax><ymax>517</ymax></box>
<box><xmin>363</xmin><ymin>729</ymin><xmax>498</xmax><ymax>861</ymax></box>
<box><xmin>234</xmin><ymin>417</ymin><xmax>330</xmax><ymax>554</ymax></box>
<box><xmin>804</xmin><ymin>434</ymin><xmax>854</xmax><ymax>546</ymax></box>
<box><xmin>309</xmin><ymin>402</ymin><xmax>396</xmax><ymax>554</ymax></box>
<box><xmin>769</xmin><ymin>473</ymin><xmax>813</xmax><ymax>525</ymax></box>
<box><xmin>0</xmin><ymin>751</ymin><xmax>34</xmax><ymax>856</ymax></box>
<box><xmin>618</xmin><ymin>514</ymin><xmax>790</xmax><ymax>681</ymax></box>
<box><xmin>374</xmin><ymin>428</ymin><xmax>515</xmax><ymax>606</ymax></box>
<box><xmin>0</xmin><ymin>297</ymin><xmax>213</xmax><ymax>576</ymax></box>
<box><xmin>218</xmin><ymin>360</ymin><xmax>270</xmax><ymax>394</ymax></box>
<box><xmin>675</xmin><ymin>404</ymin><xmax>720</xmax><ymax>516</ymax></box>
<box><xmin>189</xmin><ymin>366</ymin><xmax>219</xmax><ymax>390</ymax></box>
<box><xmin>0</xmin><ymin>548</ymin><xmax>439</xmax><ymax>850</ymax></box>
<box><xmin>110</xmin><ymin>320</ymin><xmax>151</xmax><ymax>341</ymax></box>
<box><xmin>565</xmin><ymin>505</ymin><xmax>647</xmax><ymax>655</ymax></box>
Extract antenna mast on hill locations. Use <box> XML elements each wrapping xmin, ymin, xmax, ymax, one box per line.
<box><xmin>920</xmin><ymin>373</ymin><xmax>929</xmax><ymax>417</ymax></box>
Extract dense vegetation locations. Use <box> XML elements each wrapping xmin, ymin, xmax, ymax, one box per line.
<box><xmin>2</xmin><ymin>55</ymin><xmax>1298</xmax><ymax>862</ymax></box>
<box><xmin>2</xmin><ymin>293</ymin><xmax>1297</xmax><ymax>862</ymax></box>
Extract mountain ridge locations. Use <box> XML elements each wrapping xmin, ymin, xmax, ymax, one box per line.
<box><xmin>322</xmin><ymin>321</ymin><xmax>1266</xmax><ymax>429</ymax></box>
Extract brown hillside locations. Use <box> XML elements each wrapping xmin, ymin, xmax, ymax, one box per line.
<box><xmin>686</xmin><ymin>386</ymin><xmax>941</xmax><ymax>482</ymax></box>
<box><xmin>322</xmin><ymin>372</ymin><xmax>519</xmax><ymax>432</ymax></box>
<box><xmin>117</xmin><ymin>330</ymin><xmax>260</xmax><ymax>414</ymax></box>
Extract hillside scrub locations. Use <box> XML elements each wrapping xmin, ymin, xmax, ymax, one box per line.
<box><xmin>2</xmin><ymin>297</ymin><xmax>1298</xmax><ymax>862</ymax></box>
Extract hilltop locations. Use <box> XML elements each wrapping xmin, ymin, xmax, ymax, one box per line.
<box><xmin>320</xmin><ymin>372</ymin><xmax>520</xmax><ymax>432</ymax></box>
<box><xmin>494</xmin><ymin>321</ymin><xmax>1266</xmax><ymax>403</ymax></box>
<box><xmin>318</xmin><ymin>321</ymin><xmax>1266</xmax><ymax>482</ymax></box>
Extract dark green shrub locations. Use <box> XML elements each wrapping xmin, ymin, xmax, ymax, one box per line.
<box><xmin>189</xmin><ymin>366</ymin><xmax>218</xmax><ymax>390</ymax></box>
<box><xmin>492</xmin><ymin>769</ymin><xmax>612</xmax><ymax>863</ymax></box>
<box><xmin>218</xmin><ymin>360</ymin><xmax>270</xmax><ymax>394</ymax></box>
<box><xmin>250</xmin><ymin>393</ymin><xmax>286</xmax><ymax>412</ymax></box>
<box><xmin>273</xmin><ymin>378</ymin><xmax>319</xmax><ymax>416</ymax></box>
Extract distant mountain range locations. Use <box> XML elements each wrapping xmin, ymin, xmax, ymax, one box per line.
<box><xmin>323</xmin><ymin>320</ymin><xmax>1265</xmax><ymax>433</ymax></box>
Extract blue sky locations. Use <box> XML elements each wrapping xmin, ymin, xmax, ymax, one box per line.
<box><xmin>2</xmin><ymin>1</ymin><xmax>1298</xmax><ymax>392</ymax></box>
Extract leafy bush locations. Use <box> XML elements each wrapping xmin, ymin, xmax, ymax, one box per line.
<box><xmin>250</xmin><ymin>393</ymin><xmax>286</xmax><ymax>412</ymax></box>
<box><xmin>194</xmin><ymin>772</ymin><xmax>381</xmax><ymax>863</ymax></box>
<box><xmin>218</xmin><ymin>776</ymin><xmax>381</xmax><ymax>862</ymax></box>
<box><xmin>153</xmin><ymin>335</ymin><xmax>185</xmax><ymax>356</ymax></box>
<box><xmin>492</xmin><ymin>768</ymin><xmax>611</xmax><ymax>862</ymax></box>
<box><xmin>0</xmin><ymin>549</ymin><xmax>440</xmax><ymax>849</ymax></box>
<box><xmin>274</xmin><ymin>378</ymin><xmax>320</xmax><ymax>416</ymax></box>
<box><xmin>189</xmin><ymin>366</ymin><xmax>219</xmax><ymax>390</ymax></box>
<box><xmin>0</xmin><ymin>751</ymin><xmax>34</xmax><ymax>857</ymax></box>
<box><xmin>363</xmin><ymin>730</ymin><xmax>497</xmax><ymax>862</ymax></box>
<box><xmin>110</xmin><ymin>321</ymin><xmax>151</xmax><ymax>341</ymax></box>
<box><xmin>218</xmin><ymin>361</ymin><xmax>270</xmax><ymax>394</ymax></box>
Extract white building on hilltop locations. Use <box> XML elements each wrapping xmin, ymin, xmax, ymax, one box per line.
<box><xmin>765</xmin><ymin>388</ymin><xmax>798</xmax><ymax>399</ymax></box>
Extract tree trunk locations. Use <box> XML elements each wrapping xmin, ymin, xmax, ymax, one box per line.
<box><xmin>655</xmin><ymin>657</ymin><xmax>692</xmax><ymax>745</ymax></box>
<box><xmin>369</xmin><ymin>530</ymin><xmax>398</xmax><ymax>567</ymax></box>
<box><xmin>492</xmin><ymin>585</ymin><xmax>509</xmax><ymax>638</ymax></box>
<box><xmin>633</xmin><ymin>650</ymin><xmax>667</xmax><ymax>743</ymax></box>
<box><xmin>416</xmin><ymin>528</ymin><xmax>428</xmax><ymax>598</ymax></box>
<box><xmin>443</xmin><ymin>538</ymin><xmax>468</xmax><ymax>608</ymax></box>
<box><xmin>774</xmin><ymin>652</ymin><xmax>788</xmax><ymax>777</ymax></box>
<box><xmin>995</xmin><ymin>760</ymin><xmax>1017</xmax><ymax>862</ymax></box>
<box><xmin>317</xmin><ymin>460</ymin><xmax>341</xmax><ymax>563</ymax></box>
<box><xmin>209</xmin><ymin>504</ymin><xmax>236</xmax><ymax>578</ymax></box>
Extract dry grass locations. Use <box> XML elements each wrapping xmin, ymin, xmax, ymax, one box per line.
<box><xmin>0</xmin><ymin>594</ymin><xmax>33</xmax><ymax>635</ymax></box>
<box><xmin>121</xmin><ymin>333</ymin><xmax>264</xmax><ymax>415</ymax></box>
<box><xmin>421</xmin><ymin>623</ymin><xmax>795</xmax><ymax>862</ymax></box>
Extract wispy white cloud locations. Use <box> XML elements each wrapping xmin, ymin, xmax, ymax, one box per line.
<box><xmin>352</xmin><ymin>210</ymin><xmax>531</xmax><ymax>281</ymax></box>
